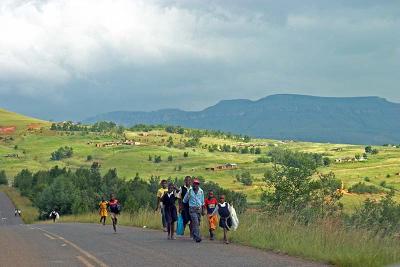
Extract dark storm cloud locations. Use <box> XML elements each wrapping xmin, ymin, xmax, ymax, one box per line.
<box><xmin>0</xmin><ymin>0</ymin><xmax>399</xmax><ymax>120</ymax></box>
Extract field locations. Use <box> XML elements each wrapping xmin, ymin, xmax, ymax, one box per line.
<box><xmin>1</xmin><ymin>109</ymin><xmax>400</xmax><ymax>208</ymax></box>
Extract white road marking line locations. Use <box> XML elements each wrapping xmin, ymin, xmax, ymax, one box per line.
<box><xmin>77</xmin><ymin>255</ymin><xmax>95</xmax><ymax>267</ymax></box>
<box><xmin>43</xmin><ymin>233</ymin><xmax>56</xmax><ymax>240</ymax></box>
<box><xmin>34</xmin><ymin>227</ymin><xmax>108</xmax><ymax>267</ymax></box>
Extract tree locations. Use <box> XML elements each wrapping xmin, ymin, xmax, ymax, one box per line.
<box><xmin>183</xmin><ymin>152</ymin><xmax>189</xmax><ymax>158</ymax></box>
<box><xmin>240</xmin><ymin>147</ymin><xmax>249</xmax><ymax>154</ymax></box>
<box><xmin>255</xmin><ymin>147</ymin><xmax>261</xmax><ymax>154</ymax></box>
<box><xmin>0</xmin><ymin>170</ymin><xmax>8</xmax><ymax>185</ymax></box>
<box><xmin>168</xmin><ymin>155</ymin><xmax>173</xmax><ymax>162</ymax></box>
<box><xmin>167</xmin><ymin>136</ymin><xmax>174</xmax><ymax>147</ymax></box>
<box><xmin>243</xmin><ymin>135</ymin><xmax>251</xmax><ymax>142</ymax></box>
<box><xmin>13</xmin><ymin>169</ymin><xmax>33</xmax><ymax>197</ymax></box>
<box><xmin>185</xmin><ymin>137</ymin><xmax>200</xmax><ymax>147</ymax></box>
<box><xmin>177</xmin><ymin>128</ymin><xmax>185</xmax><ymax>134</ymax></box>
<box><xmin>323</xmin><ymin>157</ymin><xmax>331</xmax><ymax>166</ymax></box>
<box><xmin>355</xmin><ymin>154</ymin><xmax>361</xmax><ymax>160</ymax></box>
<box><xmin>371</xmin><ymin>149</ymin><xmax>379</xmax><ymax>155</ymax></box>
<box><xmin>51</xmin><ymin>146</ymin><xmax>73</xmax><ymax>161</ymax></box>
<box><xmin>365</xmin><ymin>146</ymin><xmax>372</xmax><ymax>153</ymax></box>
<box><xmin>236</xmin><ymin>171</ymin><xmax>253</xmax><ymax>186</ymax></box>
<box><xmin>261</xmin><ymin>152</ymin><xmax>342</xmax><ymax>221</ymax></box>
<box><xmin>154</xmin><ymin>155</ymin><xmax>162</xmax><ymax>163</ymax></box>
<box><xmin>36</xmin><ymin>175</ymin><xmax>79</xmax><ymax>215</ymax></box>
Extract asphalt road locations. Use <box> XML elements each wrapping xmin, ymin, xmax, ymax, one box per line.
<box><xmin>0</xmin><ymin>192</ymin><xmax>328</xmax><ymax>267</ymax></box>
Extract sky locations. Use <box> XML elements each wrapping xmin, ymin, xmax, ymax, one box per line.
<box><xmin>0</xmin><ymin>0</ymin><xmax>399</xmax><ymax>121</ymax></box>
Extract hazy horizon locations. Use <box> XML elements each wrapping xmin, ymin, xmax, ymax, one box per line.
<box><xmin>1</xmin><ymin>0</ymin><xmax>399</xmax><ymax>120</ymax></box>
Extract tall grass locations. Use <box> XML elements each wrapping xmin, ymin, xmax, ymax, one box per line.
<box><xmin>0</xmin><ymin>185</ymin><xmax>39</xmax><ymax>224</ymax></box>
<box><xmin>61</xmin><ymin>210</ymin><xmax>400</xmax><ymax>267</ymax></box>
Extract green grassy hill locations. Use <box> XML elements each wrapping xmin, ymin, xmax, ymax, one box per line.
<box><xmin>0</xmin><ymin>108</ymin><xmax>49</xmax><ymax>133</ymax></box>
<box><xmin>1</xmin><ymin>109</ymin><xmax>399</xmax><ymax>209</ymax></box>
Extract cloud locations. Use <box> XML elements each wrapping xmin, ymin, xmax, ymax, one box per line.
<box><xmin>0</xmin><ymin>0</ymin><xmax>399</xmax><ymax>119</ymax></box>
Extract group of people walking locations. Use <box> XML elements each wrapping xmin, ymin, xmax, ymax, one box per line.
<box><xmin>96</xmin><ymin>176</ymin><xmax>238</xmax><ymax>243</ymax></box>
<box><xmin>156</xmin><ymin>176</ymin><xmax>237</xmax><ymax>244</ymax></box>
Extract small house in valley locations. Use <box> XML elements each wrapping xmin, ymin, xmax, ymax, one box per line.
<box><xmin>206</xmin><ymin>163</ymin><xmax>238</xmax><ymax>171</ymax></box>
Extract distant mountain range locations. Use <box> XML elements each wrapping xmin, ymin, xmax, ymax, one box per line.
<box><xmin>84</xmin><ymin>94</ymin><xmax>400</xmax><ymax>145</ymax></box>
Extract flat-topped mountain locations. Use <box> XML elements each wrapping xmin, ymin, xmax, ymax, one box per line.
<box><xmin>84</xmin><ymin>94</ymin><xmax>400</xmax><ymax>144</ymax></box>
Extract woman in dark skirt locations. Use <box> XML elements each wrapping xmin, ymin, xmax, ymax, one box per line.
<box><xmin>161</xmin><ymin>183</ymin><xmax>179</xmax><ymax>240</ymax></box>
<box><xmin>212</xmin><ymin>195</ymin><xmax>232</xmax><ymax>244</ymax></box>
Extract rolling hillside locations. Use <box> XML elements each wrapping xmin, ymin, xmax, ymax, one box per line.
<box><xmin>84</xmin><ymin>94</ymin><xmax>400</xmax><ymax>145</ymax></box>
<box><xmin>0</xmin><ymin>108</ymin><xmax>49</xmax><ymax>134</ymax></box>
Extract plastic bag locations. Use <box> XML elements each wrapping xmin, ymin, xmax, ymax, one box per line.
<box><xmin>177</xmin><ymin>214</ymin><xmax>184</xmax><ymax>235</ymax></box>
<box><xmin>229</xmin><ymin>205</ymin><xmax>239</xmax><ymax>231</ymax></box>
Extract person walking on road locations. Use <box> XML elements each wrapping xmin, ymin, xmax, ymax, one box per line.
<box><xmin>49</xmin><ymin>210</ymin><xmax>59</xmax><ymax>223</ymax></box>
<box><xmin>204</xmin><ymin>190</ymin><xmax>218</xmax><ymax>240</ymax></box>
<box><xmin>155</xmin><ymin>179</ymin><xmax>168</xmax><ymax>232</ymax></box>
<box><xmin>14</xmin><ymin>209</ymin><xmax>21</xmax><ymax>217</ymax></box>
<box><xmin>211</xmin><ymin>195</ymin><xmax>232</xmax><ymax>244</ymax></box>
<box><xmin>161</xmin><ymin>183</ymin><xmax>179</xmax><ymax>240</ymax></box>
<box><xmin>108</xmin><ymin>193</ymin><xmax>120</xmax><ymax>233</ymax></box>
<box><xmin>99</xmin><ymin>197</ymin><xmax>108</xmax><ymax>225</ymax></box>
<box><xmin>183</xmin><ymin>178</ymin><xmax>205</xmax><ymax>243</ymax></box>
<box><xmin>178</xmin><ymin>176</ymin><xmax>192</xmax><ymax>236</ymax></box>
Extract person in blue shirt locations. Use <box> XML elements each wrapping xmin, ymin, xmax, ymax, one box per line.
<box><xmin>183</xmin><ymin>178</ymin><xmax>205</xmax><ymax>243</ymax></box>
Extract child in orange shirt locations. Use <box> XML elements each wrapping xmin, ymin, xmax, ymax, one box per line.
<box><xmin>204</xmin><ymin>190</ymin><xmax>218</xmax><ymax>240</ymax></box>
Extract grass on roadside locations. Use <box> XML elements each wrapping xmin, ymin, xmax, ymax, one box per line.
<box><xmin>0</xmin><ymin>185</ymin><xmax>39</xmax><ymax>224</ymax></box>
<box><xmin>61</xmin><ymin>210</ymin><xmax>400</xmax><ymax>267</ymax></box>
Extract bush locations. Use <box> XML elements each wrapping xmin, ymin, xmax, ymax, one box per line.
<box><xmin>348</xmin><ymin>182</ymin><xmax>382</xmax><ymax>194</ymax></box>
<box><xmin>371</xmin><ymin>149</ymin><xmax>379</xmax><ymax>155</ymax></box>
<box><xmin>0</xmin><ymin>170</ymin><xmax>8</xmax><ymax>185</ymax></box>
<box><xmin>254</xmin><ymin>156</ymin><xmax>271</xmax><ymax>163</ymax></box>
<box><xmin>364</xmin><ymin>177</ymin><xmax>370</xmax><ymax>182</ymax></box>
<box><xmin>167</xmin><ymin>155</ymin><xmax>173</xmax><ymax>162</ymax></box>
<box><xmin>154</xmin><ymin>155</ymin><xmax>162</xmax><ymax>163</ymax></box>
<box><xmin>87</xmin><ymin>155</ymin><xmax>93</xmax><ymax>161</ymax></box>
<box><xmin>236</xmin><ymin>171</ymin><xmax>253</xmax><ymax>186</ymax></box>
<box><xmin>183</xmin><ymin>152</ymin><xmax>189</xmax><ymax>158</ymax></box>
<box><xmin>323</xmin><ymin>157</ymin><xmax>331</xmax><ymax>166</ymax></box>
<box><xmin>51</xmin><ymin>146</ymin><xmax>73</xmax><ymax>161</ymax></box>
<box><xmin>349</xmin><ymin>191</ymin><xmax>400</xmax><ymax>235</ymax></box>
<box><xmin>185</xmin><ymin>137</ymin><xmax>199</xmax><ymax>147</ymax></box>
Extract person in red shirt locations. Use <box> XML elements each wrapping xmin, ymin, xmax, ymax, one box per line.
<box><xmin>108</xmin><ymin>193</ymin><xmax>120</xmax><ymax>233</ymax></box>
<box><xmin>204</xmin><ymin>190</ymin><xmax>218</xmax><ymax>240</ymax></box>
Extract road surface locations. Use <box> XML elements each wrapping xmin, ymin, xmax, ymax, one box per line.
<box><xmin>0</xmin><ymin>192</ymin><xmax>328</xmax><ymax>267</ymax></box>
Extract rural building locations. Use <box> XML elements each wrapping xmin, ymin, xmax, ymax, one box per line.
<box><xmin>0</xmin><ymin>126</ymin><xmax>16</xmax><ymax>134</ymax></box>
<box><xmin>206</xmin><ymin>163</ymin><xmax>238</xmax><ymax>171</ymax></box>
<box><xmin>95</xmin><ymin>140</ymin><xmax>141</xmax><ymax>148</ymax></box>
<box><xmin>335</xmin><ymin>157</ymin><xmax>367</xmax><ymax>163</ymax></box>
